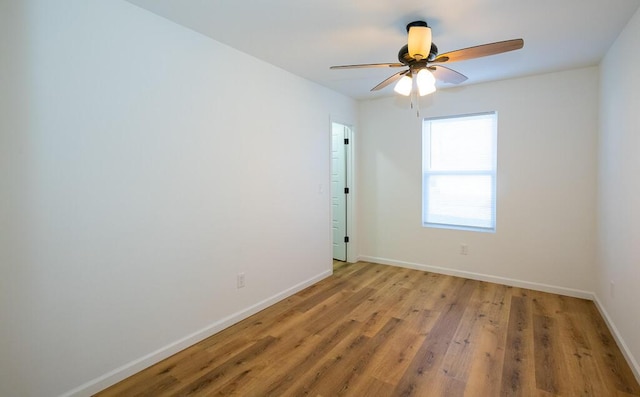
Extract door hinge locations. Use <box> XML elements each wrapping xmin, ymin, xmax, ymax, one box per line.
<box><xmin>344</xmin><ymin>236</ymin><xmax>350</xmax><ymax>243</ymax></box>
<box><xmin>344</xmin><ymin>187</ymin><xmax>350</xmax><ymax>194</ymax></box>
<box><xmin>344</xmin><ymin>138</ymin><xmax>349</xmax><ymax>145</ymax></box>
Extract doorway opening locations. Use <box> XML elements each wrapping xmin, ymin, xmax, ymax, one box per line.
<box><xmin>331</xmin><ymin>121</ymin><xmax>352</xmax><ymax>262</ymax></box>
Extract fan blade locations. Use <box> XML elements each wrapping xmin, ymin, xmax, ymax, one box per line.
<box><xmin>429</xmin><ymin>65</ymin><xmax>468</xmax><ymax>84</ymax></box>
<box><xmin>330</xmin><ymin>63</ymin><xmax>404</xmax><ymax>70</ymax></box>
<box><xmin>432</xmin><ymin>38</ymin><xmax>524</xmax><ymax>64</ymax></box>
<box><xmin>371</xmin><ymin>70</ymin><xmax>409</xmax><ymax>91</ymax></box>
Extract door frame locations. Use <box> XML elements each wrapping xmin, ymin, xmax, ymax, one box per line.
<box><xmin>330</xmin><ymin>118</ymin><xmax>357</xmax><ymax>263</ymax></box>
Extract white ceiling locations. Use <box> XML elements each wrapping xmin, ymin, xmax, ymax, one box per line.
<box><xmin>127</xmin><ymin>0</ymin><xmax>639</xmax><ymax>100</ymax></box>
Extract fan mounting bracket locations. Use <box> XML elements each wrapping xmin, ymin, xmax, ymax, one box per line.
<box><xmin>406</xmin><ymin>20</ymin><xmax>429</xmax><ymax>32</ymax></box>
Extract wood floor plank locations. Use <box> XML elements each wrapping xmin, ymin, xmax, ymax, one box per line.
<box><xmin>367</xmin><ymin>325</ymin><xmax>428</xmax><ymax>385</ymax></box>
<box><xmin>500</xmin><ymin>295</ymin><xmax>535</xmax><ymax>396</ymax></box>
<box><xmin>464</xmin><ymin>282</ymin><xmax>511</xmax><ymax>396</ymax></box>
<box><xmin>429</xmin><ymin>372</ymin><xmax>467</xmax><ymax>397</ymax></box>
<box><xmin>356</xmin><ymin>286</ymin><xmax>411</xmax><ymax>337</ymax></box>
<box><xmin>315</xmin><ymin>317</ymin><xmax>404</xmax><ymax>396</ymax></box>
<box><xmin>260</xmin><ymin>319</ymin><xmax>361</xmax><ymax>396</ymax></box>
<box><xmin>303</xmin><ymin>286</ymin><xmax>375</xmax><ymax>335</ymax></box>
<box><xmin>171</xmin><ymin>335</ymin><xmax>278</xmax><ymax>396</ymax></box>
<box><xmin>284</xmin><ymin>333</ymin><xmax>371</xmax><ymax>396</ymax></box>
<box><xmin>464</xmin><ymin>324</ymin><xmax>505</xmax><ymax>397</ymax></box>
<box><xmin>96</xmin><ymin>261</ymin><xmax>640</xmax><ymax>397</ymax></box>
<box><xmin>392</xmin><ymin>278</ymin><xmax>478</xmax><ymax>396</ymax></box>
<box><xmin>440</xmin><ymin>282</ymin><xmax>490</xmax><ymax>382</ymax></box>
<box><xmin>349</xmin><ymin>376</ymin><xmax>396</xmax><ymax>396</ymax></box>
<box><xmin>533</xmin><ymin>314</ymin><xmax>565</xmax><ymax>395</ymax></box>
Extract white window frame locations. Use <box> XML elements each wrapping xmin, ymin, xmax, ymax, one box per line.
<box><xmin>422</xmin><ymin>112</ymin><xmax>497</xmax><ymax>233</ymax></box>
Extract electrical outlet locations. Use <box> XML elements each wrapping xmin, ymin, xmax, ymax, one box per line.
<box><xmin>460</xmin><ymin>244</ymin><xmax>469</xmax><ymax>255</ymax></box>
<box><xmin>237</xmin><ymin>273</ymin><xmax>245</xmax><ymax>289</ymax></box>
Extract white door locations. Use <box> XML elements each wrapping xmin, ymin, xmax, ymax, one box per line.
<box><xmin>331</xmin><ymin>122</ymin><xmax>348</xmax><ymax>261</ymax></box>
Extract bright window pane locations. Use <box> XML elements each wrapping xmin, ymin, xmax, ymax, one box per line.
<box><xmin>425</xmin><ymin>175</ymin><xmax>494</xmax><ymax>229</ymax></box>
<box><xmin>430</xmin><ymin>116</ymin><xmax>494</xmax><ymax>171</ymax></box>
<box><xmin>422</xmin><ymin>112</ymin><xmax>497</xmax><ymax>232</ymax></box>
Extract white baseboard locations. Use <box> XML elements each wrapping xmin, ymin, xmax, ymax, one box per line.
<box><xmin>61</xmin><ymin>269</ymin><xmax>332</xmax><ymax>397</ymax></box>
<box><xmin>358</xmin><ymin>255</ymin><xmax>594</xmax><ymax>299</ymax></box>
<box><xmin>592</xmin><ymin>294</ymin><xmax>640</xmax><ymax>384</ymax></box>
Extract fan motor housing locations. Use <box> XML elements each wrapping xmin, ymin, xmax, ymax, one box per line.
<box><xmin>398</xmin><ymin>43</ymin><xmax>438</xmax><ymax>64</ymax></box>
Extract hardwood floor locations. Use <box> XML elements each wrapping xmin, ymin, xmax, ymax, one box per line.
<box><xmin>96</xmin><ymin>261</ymin><xmax>640</xmax><ymax>396</ymax></box>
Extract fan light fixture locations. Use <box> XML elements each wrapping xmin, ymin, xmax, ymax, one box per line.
<box><xmin>407</xmin><ymin>21</ymin><xmax>432</xmax><ymax>61</ymax></box>
<box><xmin>393</xmin><ymin>75</ymin><xmax>413</xmax><ymax>96</ymax></box>
<box><xmin>393</xmin><ymin>69</ymin><xmax>436</xmax><ymax>97</ymax></box>
<box><xmin>417</xmin><ymin>69</ymin><xmax>436</xmax><ymax>96</ymax></box>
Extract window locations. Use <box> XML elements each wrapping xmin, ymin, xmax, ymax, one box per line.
<box><xmin>422</xmin><ymin>112</ymin><xmax>497</xmax><ymax>232</ymax></box>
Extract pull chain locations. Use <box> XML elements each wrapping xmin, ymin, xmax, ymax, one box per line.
<box><xmin>409</xmin><ymin>69</ymin><xmax>421</xmax><ymax>118</ymax></box>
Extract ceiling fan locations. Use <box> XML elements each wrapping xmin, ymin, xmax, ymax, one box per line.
<box><xmin>330</xmin><ymin>21</ymin><xmax>524</xmax><ymax>97</ymax></box>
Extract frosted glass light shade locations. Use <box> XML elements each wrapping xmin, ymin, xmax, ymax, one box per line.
<box><xmin>417</xmin><ymin>69</ymin><xmax>436</xmax><ymax>96</ymax></box>
<box><xmin>394</xmin><ymin>75</ymin><xmax>413</xmax><ymax>96</ymax></box>
<box><xmin>408</xmin><ymin>26</ymin><xmax>432</xmax><ymax>61</ymax></box>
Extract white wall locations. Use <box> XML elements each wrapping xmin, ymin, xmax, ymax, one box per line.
<box><xmin>358</xmin><ymin>67</ymin><xmax>599</xmax><ymax>295</ymax></box>
<box><xmin>598</xmin><ymin>6</ymin><xmax>640</xmax><ymax>378</ymax></box>
<box><xmin>0</xmin><ymin>1</ymin><xmax>357</xmax><ymax>396</ymax></box>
